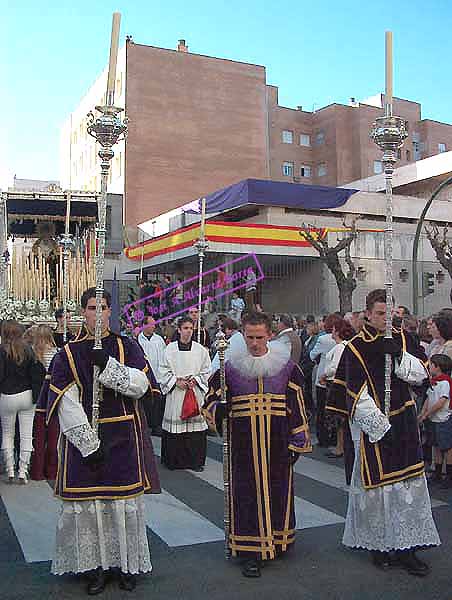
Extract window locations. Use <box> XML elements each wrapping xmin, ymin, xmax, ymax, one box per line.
<box><xmin>300</xmin><ymin>165</ymin><xmax>311</xmax><ymax>178</ymax></box>
<box><xmin>397</xmin><ymin>149</ymin><xmax>401</xmax><ymax>160</ymax></box>
<box><xmin>282</xmin><ymin>130</ymin><xmax>293</xmax><ymax>144</ymax></box>
<box><xmin>373</xmin><ymin>160</ymin><xmax>383</xmax><ymax>174</ymax></box>
<box><xmin>315</xmin><ymin>130</ymin><xmax>325</xmax><ymax>145</ymax></box>
<box><xmin>406</xmin><ymin>149</ymin><xmax>411</xmax><ymax>161</ymax></box>
<box><xmin>299</xmin><ymin>133</ymin><xmax>311</xmax><ymax>147</ymax></box>
<box><xmin>282</xmin><ymin>162</ymin><xmax>294</xmax><ymax>177</ymax></box>
<box><xmin>438</xmin><ymin>142</ymin><xmax>447</xmax><ymax>153</ymax></box>
<box><xmin>317</xmin><ymin>163</ymin><xmax>327</xmax><ymax>177</ymax></box>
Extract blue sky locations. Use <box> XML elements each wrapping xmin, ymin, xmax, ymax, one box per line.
<box><xmin>2</xmin><ymin>0</ymin><xmax>451</xmax><ymax>184</ymax></box>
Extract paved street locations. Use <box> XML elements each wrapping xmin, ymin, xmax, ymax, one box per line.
<box><xmin>0</xmin><ymin>436</ymin><xmax>451</xmax><ymax>600</ymax></box>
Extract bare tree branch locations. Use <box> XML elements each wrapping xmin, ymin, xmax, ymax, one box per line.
<box><xmin>425</xmin><ymin>222</ymin><xmax>452</xmax><ymax>278</ymax></box>
<box><xmin>299</xmin><ymin>218</ymin><xmax>359</xmax><ymax>312</ymax></box>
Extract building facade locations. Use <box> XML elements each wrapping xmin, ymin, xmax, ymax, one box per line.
<box><xmin>121</xmin><ymin>180</ymin><xmax>452</xmax><ymax>317</ymax></box>
<box><xmin>60</xmin><ymin>39</ymin><xmax>452</xmax><ymax>239</ymax></box>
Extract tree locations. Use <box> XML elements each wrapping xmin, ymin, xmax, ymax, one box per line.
<box><xmin>424</xmin><ymin>222</ymin><xmax>452</xmax><ymax>303</ymax></box>
<box><xmin>299</xmin><ymin>217</ymin><xmax>359</xmax><ymax>314</ymax></box>
<box><xmin>424</xmin><ymin>223</ymin><xmax>452</xmax><ymax>278</ymax></box>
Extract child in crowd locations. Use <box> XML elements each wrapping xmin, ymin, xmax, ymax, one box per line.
<box><xmin>419</xmin><ymin>353</ymin><xmax>452</xmax><ymax>489</ymax></box>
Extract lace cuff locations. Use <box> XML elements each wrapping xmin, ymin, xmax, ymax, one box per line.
<box><xmin>394</xmin><ymin>351</ymin><xmax>428</xmax><ymax>386</ymax></box>
<box><xmin>65</xmin><ymin>423</ymin><xmax>100</xmax><ymax>457</ymax></box>
<box><xmin>354</xmin><ymin>408</ymin><xmax>391</xmax><ymax>443</ymax></box>
<box><xmin>98</xmin><ymin>356</ymin><xmax>130</xmax><ymax>394</ymax></box>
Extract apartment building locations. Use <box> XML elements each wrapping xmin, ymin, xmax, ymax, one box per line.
<box><xmin>60</xmin><ymin>38</ymin><xmax>452</xmax><ymax>238</ymax></box>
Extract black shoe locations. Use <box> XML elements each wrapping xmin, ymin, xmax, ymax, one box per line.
<box><xmin>242</xmin><ymin>559</ymin><xmax>261</xmax><ymax>578</ymax></box>
<box><xmin>192</xmin><ymin>466</ymin><xmax>204</xmax><ymax>472</ymax></box>
<box><xmin>427</xmin><ymin>472</ymin><xmax>443</xmax><ymax>485</ymax></box>
<box><xmin>118</xmin><ymin>572</ymin><xmax>137</xmax><ymax>591</ymax></box>
<box><xmin>87</xmin><ymin>569</ymin><xmax>108</xmax><ymax>595</ymax></box>
<box><xmin>397</xmin><ymin>550</ymin><xmax>429</xmax><ymax>577</ymax></box>
<box><xmin>371</xmin><ymin>550</ymin><xmax>391</xmax><ymax>570</ymax></box>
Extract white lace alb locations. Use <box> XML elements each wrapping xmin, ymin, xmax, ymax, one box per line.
<box><xmin>52</xmin><ymin>496</ymin><xmax>152</xmax><ymax>575</ymax></box>
<box><xmin>65</xmin><ymin>423</ymin><xmax>100</xmax><ymax>457</ymax></box>
<box><xmin>343</xmin><ymin>442</ymin><xmax>441</xmax><ymax>551</ymax></box>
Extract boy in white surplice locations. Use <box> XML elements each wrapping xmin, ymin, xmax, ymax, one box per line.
<box><xmin>159</xmin><ymin>316</ymin><xmax>211</xmax><ymax>471</ymax></box>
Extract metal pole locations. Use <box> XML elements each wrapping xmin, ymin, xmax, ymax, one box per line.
<box><xmin>0</xmin><ymin>193</ymin><xmax>9</xmax><ymax>294</ymax></box>
<box><xmin>139</xmin><ymin>228</ymin><xmax>145</xmax><ymax>285</ymax></box>
<box><xmin>370</xmin><ymin>32</ymin><xmax>407</xmax><ymax>417</ymax></box>
<box><xmin>194</xmin><ymin>198</ymin><xmax>208</xmax><ymax>344</ymax></box>
<box><xmin>61</xmin><ymin>191</ymin><xmax>73</xmax><ymax>343</ymax></box>
<box><xmin>412</xmin><ymin>175</ymin><xmax>452</xmax><ymax>315</ymax></box>
<box><xmin>216</xmin><ymin>326</ymin><xmax>231</xmax><ymax>559</ymax></box>
<box><xmin>87</xmin><ymin>13</ymin><xmax>127</xmax><ymax>433</ymax></box>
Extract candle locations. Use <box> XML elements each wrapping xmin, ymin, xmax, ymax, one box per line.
<box><xmin>385</xmin><ymin>31</ymin><xmax>393</xmax><ymax>114</ymax></box>
<box><xmin>106</xmin><ymin>12</ymin><xmax>121</xmax><ymax>105</ymax></box>
<box><xmin>47</xmin><ymin>262</ymin><xmax>50</xmax><ymax>302</ymax></box>
<box><xmin>65</xmin><ymin>191</ymin><xmax>72</xmax><ymax>235</ymax></box>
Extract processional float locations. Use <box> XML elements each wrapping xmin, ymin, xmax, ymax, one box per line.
<box><xmin>0</xmin><ymin>189</ymin><xmax>96</xmax><ymax>324</ymax></box>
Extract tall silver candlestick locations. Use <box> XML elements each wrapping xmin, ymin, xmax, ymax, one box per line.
<box><xmin>87</xmin><ymin>13</ymin><xmax>127</xmax><ymax>433</ymax></box>
<box><xmin>370</xmin><ymin>32</ymin><xmax>407</xmax><ymax>416</ymax></box>
<box><xmin>194</xmin><ymin>198</ymin><xmax>208</xmax><ymax>343</ymax></box>
<box><xmin>216</xmin><ymin>326</ymin><xmax>231</xmax><ymax>559</ymax></box>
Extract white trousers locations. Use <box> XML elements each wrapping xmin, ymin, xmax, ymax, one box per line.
<box><xmin>0</xmin><ymin>390</ymin><xmax>35</xmax><ymax>452</ymax></box>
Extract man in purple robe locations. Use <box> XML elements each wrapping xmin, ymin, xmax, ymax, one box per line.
<box><xmin>327</xmin><ymin>289</ymin><xmax>440</xmax><ymax>576</ymax></box>
<box><xmin>46</xmin><ymin>287</ymin><xmax>160</xmax><ymax>595</ymax></box>
<box><xmin>204</xmin><ymin>312</ymin><xmax>311</xmax><ymax>578</ymax></box>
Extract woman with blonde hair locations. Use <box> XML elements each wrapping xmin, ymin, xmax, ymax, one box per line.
<box><xmin>30</xmin><ymin>324</ymin><xmax>59</xmax><ymax>481</ymax></box>
<box><xmin>32</xmin><ymin>324</ymin><xmax>58</xmax><ymax>369</ymax></box>
<box><xmin>0</xmin><ymin>320</ymin><xmax>45</xmax><ymax>483</ymax></box>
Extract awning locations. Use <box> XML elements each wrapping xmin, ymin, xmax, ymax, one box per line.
<box><xmin>185</xmin><ymin>178</ymin><xmax>358</xmax><ymax>214</ymax></box>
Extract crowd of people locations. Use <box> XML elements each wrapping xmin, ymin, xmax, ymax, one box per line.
<box><xmin>0</xmin><ymin>284</ymin><xmax>451</xmax><ymax>593</ymax></box>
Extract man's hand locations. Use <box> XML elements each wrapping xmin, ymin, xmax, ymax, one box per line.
<box><xmin>83</xmin><ymin>444</ymin><xmax>105</xmax><ymax>472</ymax></box>
<box><xmin>381</xmin><ymin>338</ymin><xmax>402</xmax><ymax>359</ymax></box>
<box><xmin>91</xmin><ymin>348</ymin><xmax>109</xmax><ymax>371</ymax></box>
<box><xmin>379</xmin><ymin>427</ymin><xmax>393</xmax><ymax>449</ymax></box>
<box><xmin>176</xmin><ymin>377</ymin><xmax>188</xmax><ymax>390</ymax></box>
<box><xmin>186</xmin><ymin>377</ymin><xmax>196</xmax><ymax>390</ymax></box>
<box><xmin>289</xmin><ymin>451</ymin><xmax>300</xmax><ymax>466</ymax></box>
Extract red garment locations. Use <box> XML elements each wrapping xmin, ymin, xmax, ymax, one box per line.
<box><xmin>216</xmin><ymin>269</ymin><xmax>226</xmax><ymax>289</ymax></box>
<box><xmin>430</xmin><ymin>373</ymin><xmax>452</xmax><ymax>409</ymax></box>
<box><xmin>181</xmin><ymin>388</ymin><xmax>199</xmax><ymax>419</ymax></box>
<box><xmin>30</xmin><ymin>411</ymin><xmax>59</xmax><ymax>480</ymax></box>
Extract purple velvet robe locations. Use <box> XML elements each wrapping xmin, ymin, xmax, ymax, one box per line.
<box><xmin>46</xmin><ymin>331</ymin><xmax>161</xmax><ymax>500</ymax></box>
<box><xmin>327</xmin><ymin>324</ymin><xmax>426</xmax><ymax>489</ymax></box>
<box><xmin>204</xmin><ymin>359</ymin><xmax>311</xmax><ymax>560</ymax></box>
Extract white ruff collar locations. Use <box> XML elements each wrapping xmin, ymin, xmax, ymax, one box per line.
<box><xmin>228</xmin><ymin>340</ymin><xmax>290</xmax><ymax>378</ymax></box>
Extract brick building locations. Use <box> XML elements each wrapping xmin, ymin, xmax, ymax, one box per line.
<box><xmin>60</xmin><ymin>39</ymin><xmax>452</xmax><ymax>240</ymax></box>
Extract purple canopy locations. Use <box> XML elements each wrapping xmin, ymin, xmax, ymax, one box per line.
<box><xmin>190</xmin><ymin>178</ymin><xmax>358</xmax><ymax>214</ymax></box>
